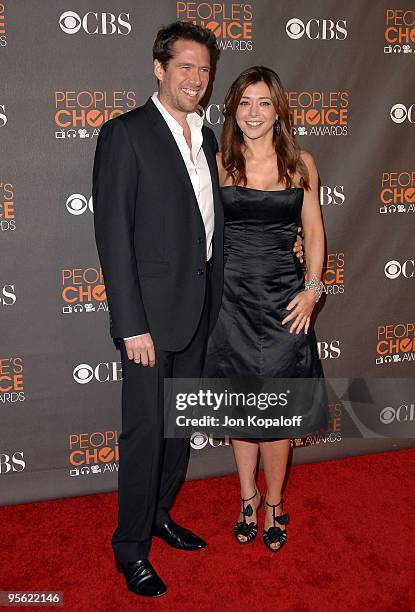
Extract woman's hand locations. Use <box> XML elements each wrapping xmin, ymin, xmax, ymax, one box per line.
<box><xmin>293</xmin><ymin>227</ymin><xmax>304</xmax><ymax>263</ymax></box>
<box><xmin>281</xmin><ymin>290</ymin><xmax>316</xmax><ymax>334</ymax></box>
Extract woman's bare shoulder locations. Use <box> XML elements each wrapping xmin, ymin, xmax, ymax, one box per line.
<box><xmin>300</xmin><ymin>149</ymin><xmax>316</xmax><ymax>168</ymax></box>
<box><xmin>292</xmin><ymin>149</ymin><xmax>318</xmax><ymax>187</ymax></box>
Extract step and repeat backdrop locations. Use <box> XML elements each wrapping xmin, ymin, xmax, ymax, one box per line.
<box><xmin>1</xmin><ymin>1</ymin><xmax>414</xmax><ymax>504</ymax></box>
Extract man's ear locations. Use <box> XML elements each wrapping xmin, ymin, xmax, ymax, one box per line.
<box><xmin>154</xmin><ymin>59</ymin><xmax>165</xmax><ymax>82</ymax></box>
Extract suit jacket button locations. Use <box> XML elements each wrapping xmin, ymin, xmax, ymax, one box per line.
<box><xmin>197</xmin><ymin>269</ymin><xmax>204</xmax><ymax>276</ymax></box>
<box><xmin>197</xmin><ymin>237</ymin><xmax>203</xmax><ymax>244</ymax></box>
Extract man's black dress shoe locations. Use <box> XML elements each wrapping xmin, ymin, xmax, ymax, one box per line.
<box><xmin>153</xmin><ymin>518</ymin><xmax>207</xmax><ymax>551</ymax></box>
<box><xmin>116</xmin><ymin>558</ymin><xmax>167</xmax><ymax>598</ymax></box>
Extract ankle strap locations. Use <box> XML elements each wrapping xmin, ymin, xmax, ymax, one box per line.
<box><xmin>241</xmin><ymin>489</ymin><xmax>257</xmax><ymax>503</ymax></box>
<box><xmin>264</xmin><ymin>498</ymin><xmax>283</xmax><ymax>510</ymax></box>
<box><xmin>241</xmin><ymin>489</ymin><xmax>258</xmax><ymax>521</ymax></box>
<box><xmin>265</xmin><ymin>498</ymin><xmax>284</xmax><ymax>524</ymax></box>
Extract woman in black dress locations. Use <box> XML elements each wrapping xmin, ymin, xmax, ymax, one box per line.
<box><xmin>203</xmin><ymin>66</ymin><xmax>327</xmax><ymax>552</ymax></box>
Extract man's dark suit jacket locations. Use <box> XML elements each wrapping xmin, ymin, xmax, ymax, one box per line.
<box><xmin>92</xmin><ymin>97</ymin><xmax>224</xmax><ymax>352</ymax></box>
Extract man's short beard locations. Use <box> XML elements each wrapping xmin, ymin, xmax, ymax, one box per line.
<box><xmin>161</xmin><ymin>87</ymin><xmax>200</xmax><ymax>114</ymax></box>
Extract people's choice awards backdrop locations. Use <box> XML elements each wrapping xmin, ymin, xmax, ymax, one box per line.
<box><xmin>1</xmin><ymin>1</ymin><xmax>414</xmax><ymax>504</ymax></box>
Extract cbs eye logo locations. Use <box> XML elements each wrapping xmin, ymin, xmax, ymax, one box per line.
<box><xmin>59</xmin><ymin>11</ymin><xmax>81</xmax><ymax>34</ymax></box>
<box><xmin>66</xmin><ymin>194</ymin><xmax>93</xmax><ymax>216</ymax></box>
<box><xmin>73</xmin><ymin>363</ymin><xmax>94</xmax><ymax>384</ymax></box>
<box><xmin>190</xmin><ymin>431</ymin><xmax>208</xmax><ymax>450</ymax></box>
<box><xmin>390</xmin><ymin>103</ymin><xmax>415</xmax><ymax>124</ymax></box>
<box><xmin>380</xmin><ymin>405</ymin><xmax>415</xmax><ymax>424</ymax></box>
<box><xmin>286</xmin><ymin>18</ymin><xmax>306</xmax><ymax>39</ymax></box>
<box><xmin>384</xmin><ymin>259</ymin><xmax>415</xmax><ymax>279</ymax></box>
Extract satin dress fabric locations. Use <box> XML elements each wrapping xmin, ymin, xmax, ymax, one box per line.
<box><xmin>204</xmin><ymin>185</ymin><xmax>325</xmax><ymax>379</ymax></box>
<box><xmin>203</xmin><ymin>185</ymin><xmax>328</xmax><ymax>434</ymax></box>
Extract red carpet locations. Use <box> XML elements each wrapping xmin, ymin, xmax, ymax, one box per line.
<box><xmin>1</xmin><ymin>449</ymin><xmax>415</xmax><ymax>611</ymax></box>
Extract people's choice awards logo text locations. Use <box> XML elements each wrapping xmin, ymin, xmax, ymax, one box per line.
<box><xmin>288</xmin><ymin>91</ymin><xmax>349</xmax><ymax>137</ymax></box>
<box><xmin>0</xmin><ymin>3</ymin><xmax>6</xmax><ymax>47</ymax></box>
<box><xmin>384</xmin><ymin>9</ymin><xmax>415</xmax><ymax>53</ymax></box>
<box><xmin>376</xmin><ymin>322</ymin><xmax>415</xmax><ymax>365</ymax></box>
<box><xmin>379</xmin><ymin>171</ymin><xmax>415</xmax><ymax>214</ymax></box>
<box><xmin>0</xmin><ymin>357</ymin><xmax>25</xmax><ymax>404</ymax></box>
<box><xmin>321</xmin><ymin>252</ymin><xmax>344</xmax><ymax>295</ymax></box>
<box><xmin>54</xmin><ymin>90</ymin><xmax>136</xmax><ymax>140</ymax></box>
<box><xmin>177</xmin><ymin>1</ymin><xmax>254</xmax><ymax>51</ymax></box>
<box><xmin>69</xmin><ymin>431</ymin><xmax>119</xmax><ymax>476</ymax></box>
<box><xmin>61</xmin><ymin>267</ymin><xmax>107</xmax><ymax>315</ymax></box>
<box><xmin>0</xmin><ymin>182</ymin><xmax>15</xmax><ymax>230</ymax></box>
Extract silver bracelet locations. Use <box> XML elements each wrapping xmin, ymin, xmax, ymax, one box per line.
<box><xmin>304</xmin><ymin>276</ymin><xmax>324</xmax><ymax>302</ymax></box>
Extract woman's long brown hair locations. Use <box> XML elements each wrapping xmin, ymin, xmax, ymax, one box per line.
<box><xmin>221</xmin><ymin>66</ymin><xmax>310</xmax><ymax>190</ymax></box>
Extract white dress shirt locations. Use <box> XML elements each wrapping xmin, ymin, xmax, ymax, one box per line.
<box><xmin>124</xmin><ymin>93</ymin><xmax>215</xmax><ymax>340</ymax></box>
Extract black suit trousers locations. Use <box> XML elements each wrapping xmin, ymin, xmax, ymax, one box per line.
<box><xmin>112</xmin><ymin>265</ymin><xmax>212</xmax><ymax>562</ymax></box>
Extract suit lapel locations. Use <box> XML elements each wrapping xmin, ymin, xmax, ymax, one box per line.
<box><xmin>143</xmin><ymin>98</ymin><xmax>197</xmax><ymax>200</ymax></box>
<box><xmin>143</xmin><ymin>98</ymin><xmax>223</xmax><ymax>242</ymax></box>
<box><xmin>202</xmin><ymin>134</ymin><xmax>221</xmax><ymax>212</ymax></box>
<box><xmin>202</xmin><ymin>131</ymin><xmax>224</xmax><ymax>244</ymax></box>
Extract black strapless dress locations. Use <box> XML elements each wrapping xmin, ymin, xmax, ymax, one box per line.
<box><xmin>204</xmin><ymin>186</ymin><xmax>323</xmax><ymax>378</ymax></box>
<box><xmin>202</xmin><ymin>185</ymin><xmax>327</xmax><ymax>436</ymax></box>
<box><xmin>204</xmin><ymin>185</ymin><xmax>324</xmax><ymax>381</ymax></box>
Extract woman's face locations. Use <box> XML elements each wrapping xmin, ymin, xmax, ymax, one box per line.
<box><xmin>235</xmin><ymin>80</ymin><xmax>277</xmax><ymax>141</ymax></box>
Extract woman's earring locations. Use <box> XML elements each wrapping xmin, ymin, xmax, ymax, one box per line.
<box><xmin>274</xmin><ymin>118</ymin><xmax>281</xmax><ymax>136</ymax></box>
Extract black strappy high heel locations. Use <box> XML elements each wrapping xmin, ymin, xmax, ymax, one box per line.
<box><xmin>263</xmin><ymin>498</ymin><xmax>289</xmax><ymax>552</ymax></box>
<box><xmin>233</xmin><ymin>490</ymin><xmax>261</xmax><ymax>545</ymax></box>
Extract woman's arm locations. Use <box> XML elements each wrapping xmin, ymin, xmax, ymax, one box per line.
<box><xmin>281</xmin><ymin>150</ymin><xmax>325</xmax><ymax>334</ymax></box>
<box><xmin>300</xmin><ymin>150</ymin><xmax>325</xmax><ymax>285</ymax></box>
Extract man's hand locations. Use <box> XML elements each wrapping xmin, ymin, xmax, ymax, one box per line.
<box><xmin>293</xmin><ymin>227</ymin><xmax>304</xmax><ymax>263</ymax></box>
<box><xmin>124</xmin><ymin>333</ymin><xmax>155</xmax><ymax>367</ymax></box>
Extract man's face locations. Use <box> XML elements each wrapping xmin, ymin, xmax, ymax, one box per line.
<box><xmin>154</xmin><ymin>39</ymin><xmax>211</xmax><ymax>115</ymax></box>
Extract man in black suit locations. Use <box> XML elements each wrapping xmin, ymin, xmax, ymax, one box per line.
<box><xmin>93</xmin><ymin>22</ymin><xmax>223</xmax><ymax>597</ymax></box>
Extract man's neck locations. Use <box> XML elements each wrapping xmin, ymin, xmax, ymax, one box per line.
<box><xmin>157</xmin><ymin>92</ymin><xmax>189</xmax><ymax>128</ymax></box>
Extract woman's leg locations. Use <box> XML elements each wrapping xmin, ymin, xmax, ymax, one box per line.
<box><xmin>259</xmin><ymin>438</ymin><xmax>290</xmax><ymax>550</ymax></box>
<box><xmin>232</xmin><ymin>439</ymin><xmax>261</xmax><ymax>542</ymax></box>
